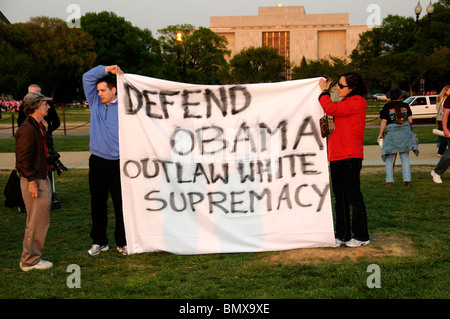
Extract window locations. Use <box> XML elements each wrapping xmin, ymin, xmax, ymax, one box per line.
<box><xmin>262</xmin><ymin>31</ymin><xmax>290</xmax><ymax>60</ymax></box>
<box><xmin>411</xmin><ymin>97</ymin><xmax>426</xmax><ymax>106</ymax></box>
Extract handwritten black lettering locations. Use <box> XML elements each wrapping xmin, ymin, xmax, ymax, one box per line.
<box><xmin>122</xmin><ymin>82</ymin><xmax>252</xmax><ymax>119</ymax></box>
<box><xmin>143</xmin><ymin>183</ymin><xmax>329</xmax><ymax>213</ymax></box>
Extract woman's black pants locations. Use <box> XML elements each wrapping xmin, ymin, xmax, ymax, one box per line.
<box><xmin>330</xmin><ymin>158</ymin><xmax>369</xmax><ymax>242</ymax></box>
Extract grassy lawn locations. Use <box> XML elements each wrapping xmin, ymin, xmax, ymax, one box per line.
<box><xmin>0</xmin><ymin>168</ymin><xmax>448</xmax><ymax>301</ymax></box>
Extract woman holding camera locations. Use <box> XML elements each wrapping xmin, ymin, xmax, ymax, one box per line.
<box><xmin>318</xmin><ymin>72</ymin><xmax>370</xmax><ymax>248</ymax></box>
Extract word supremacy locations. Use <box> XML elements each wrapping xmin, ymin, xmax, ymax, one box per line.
<box><xmin>117</xmin><ymin>75</ymin><xmax>335</xmax><ymax>254</ymax></box>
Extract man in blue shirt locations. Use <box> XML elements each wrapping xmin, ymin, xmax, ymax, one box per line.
<box><xmin>82</xmin><ymin>65</ymin><xmax>127</xmax><ymax>256</ymax></box>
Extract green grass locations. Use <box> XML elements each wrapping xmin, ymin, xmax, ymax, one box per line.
<box><xmin>0</xmin><ymin>168</ymin><xmax>448</xmax><ymax>299</ymax></box>
<box><xmin>0</xmin><ymin>135</ymin><xmax>90</xmax><ymax>152</ymax></box>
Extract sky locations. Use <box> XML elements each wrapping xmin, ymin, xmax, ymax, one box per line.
<box><xmin>2</xmin><ymin>0</ymin><xmax>432</xmax><ymax>35</ymax></box>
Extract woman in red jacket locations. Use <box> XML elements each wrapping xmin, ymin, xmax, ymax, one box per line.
<box><xmin>318</xmin><ymin>72</ymin><xmax>370</xmax><ymax>248</ymax></box>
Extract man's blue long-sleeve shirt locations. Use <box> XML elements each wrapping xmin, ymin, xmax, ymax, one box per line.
<box><xmin>82</xmin><ymin>65</ymin><xmax>120</xmax><ymax>160</ymax></box>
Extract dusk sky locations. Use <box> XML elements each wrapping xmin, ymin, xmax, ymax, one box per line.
<box><xmin>2</xmin><ymin>0</ymin><xmax>430</xmax><ymax>34</ymax></box>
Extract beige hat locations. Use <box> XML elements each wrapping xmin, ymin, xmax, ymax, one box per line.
<box><xmin>23</xmin><ymin>92</ymin><xmax>52</xmax><ymax>106</ymax></box>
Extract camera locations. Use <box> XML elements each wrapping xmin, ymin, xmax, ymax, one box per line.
<box><xmin>48</xmin><ymin>147</ymin><xmax>68</xmax><ymax>175</ymax></box>
<box><xmin>45</xmin><ymin>132</ymin><xmax>68</xmax><ymax>175</ymax></box>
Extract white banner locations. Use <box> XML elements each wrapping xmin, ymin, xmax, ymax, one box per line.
<box><xmin>117</xmin><ymin>74</ymin><xmax>335</xmax><ymax>254</ymax></box>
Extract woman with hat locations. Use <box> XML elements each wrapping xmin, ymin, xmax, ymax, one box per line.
<box><xmin>377</xmin><ymin>87</ymin><xmax>419</xmax><ymax>187</ymax></box>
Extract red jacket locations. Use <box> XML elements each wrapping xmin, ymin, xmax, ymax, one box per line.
<box><xmin>319</xmin><ymin>93</ymin><xmax>366</xmax><ymax>161</ymax></box>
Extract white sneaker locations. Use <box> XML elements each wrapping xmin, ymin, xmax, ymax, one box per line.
<box><xmin>88</xmin><ymin>244</ymin><xmax>109</xmax><ymax>256</ymax></box>
<box><xmin>335</xmin><ymin>238</ymin><xmax>345</xmax><ymax>247</ymax></box>
<box><xmin>117</xmin><ymin>246</ymin><xmax>128</xmax><ymax>255</ymax></box>
<box><xmin>431</xmin><ymin>170</ymin><xmax>443</xmax><ymax>184</ymax></box>
<box><xmin>20</xmin><ymin>259</ymin><xmax>53</xmax><ymax>272</ymax></box>
<box><xmin>345</xmin><ymin>238</ymin><xmax>370</xmax><ymax>248</ymax></box>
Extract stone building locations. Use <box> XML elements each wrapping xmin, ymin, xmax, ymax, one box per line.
<box><xmin>210</xmin><ymin>5</ymin><xmax>370</xmax><ymax>65</ymax></box>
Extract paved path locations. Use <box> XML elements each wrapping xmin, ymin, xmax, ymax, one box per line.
<box><xmin>0</xmin><ymin>144</ymin><xmax>441</xmax><ymax>170</ymax></box>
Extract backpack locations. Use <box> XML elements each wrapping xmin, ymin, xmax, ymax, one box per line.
<box><xmin>4</xmin><ymin>169</ymin><xmax>25</xmax><ymax>209</ymax></box>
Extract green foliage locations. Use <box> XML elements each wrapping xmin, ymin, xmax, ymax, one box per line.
<box><xmin>80</xmin><ymin>12</ymin><xmax>162</xmax><ymax>77</ymax></box>
<box><xmin>350</xmin><ymin>0</ymin><xmax>450</xmax><ymax>94</ymax></box>
<box><xmin>291</xmin><ymin>55</ymin><xmax>351</xmax><ymax>88</ymax></box>
<box><xmin>157</xmin><ymin>24</ymin><xmax>230</xmax><ymax>84</ymax></box>
<box><xmin>0</xmin><ymin>17</ymin><xmax>96</xmax><ymax>100</ymax></box>
<box><xmin>229</xmin><ymin>46</ymin><xmax>287</xmax><ymax>83</ymax></box>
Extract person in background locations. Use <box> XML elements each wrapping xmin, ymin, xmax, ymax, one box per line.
<box><xmin>15</xmin><ymin>92</ymin><xmax>53</xmax><ymax>271</ymax></box>
<box><xmin>431</xmin><ymin>85</ymin><xmax>450</xmax><ymax>184</ymax></box>
<box><xmin>318</xmin><ymin>72</ymin><xmax>370</xmax><ymax>248</ymax></box>
<box><xmin>377</xmin><ymin>87</ymin><xmax>418</xmax><ymax>187</ymax></box>
<box><xmin>82</xmin><ymin>65</ymin><xmax>127</xmax><ymax>256</ymax></box>
<box><xmin>436</xmin><ymin>85</ymin><xmax>450</xmax><ymax>156</ymax></box>
<box><xmin>18</xmin><ymin>84</ymin><xmax>60</xmax><ymax>134</ymax></box>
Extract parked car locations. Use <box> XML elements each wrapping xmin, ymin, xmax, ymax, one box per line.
<box><xmin>366</xmin><ymin>94</ymin><xmax>378</xmax><ymax>101</ymax></box>
<box><xmin>403</xmin><ymin>95</ymin><xmax>438</xmax><ymax>119</ymax></box>
<box><xmin>373</xmin><ymin>93</ymin><xmax>388</xmax><ymax>101</ymax></box>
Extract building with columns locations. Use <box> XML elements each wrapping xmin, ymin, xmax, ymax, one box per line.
<box><xmin>210</xmin><ymin>5</ymin><xmax>370</xmax><ymax>65</ymax></box>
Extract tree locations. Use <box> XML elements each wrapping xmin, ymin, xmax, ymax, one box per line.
<box><xmin>184</xmin><ymin>27</ymin><xmax>231</xmax><ymax>84</ymax></box>
<box><xmin>229</xmin><ymin>46</ymin><xmax>287</xmax><ymax>84</ymax></box>
<box><xmin>157</xmin><ymin>24</ymin><xmax>230</xmax><ymax>84</ymax></box>
<box><xmin>350</xmin><ymin>0</ymin><xmax>450</xmax><ymax>94</ymax></box>
<box><xmin>350</xmin><ymin>15</ymin><xmax>418</xmax><ymax>94</ymax></box>
<box><xmin>291</xmin><ymin>55</ymin><xmax>351</xmax><ymax>88</ymax></box>
<box><xmin>0</xmin><ymin>17</ymin><xmax>96</xmax><ymax>101</ymax></box>
<box><xmin>427</xmin><ymin>46</ymin><xmax>450</xmax><ymax>88</ymax></box>
<box><xmin>80</xmin><ymin>12</ymin><xmax>162</xmax><ymax>77</ymax></box>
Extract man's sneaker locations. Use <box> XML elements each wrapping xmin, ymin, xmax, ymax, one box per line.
<box><xmin>117</xmin><ymin>246</ymin><xmax>128</xmax><ymax>255</ymax></box>
<box><xmin>431</xmin><ymin>170</ymin><xmax>443</xmax><ymax>184</ymax></box>
<box><xmin>335</xmin><ymin>238</ymin><xmax>345</xmax><ymax>247</ymax></box>
<box><xmin>87</xmin><ymin>244</ymin><xmax>109</xmax><ymax>256</ymax></box>
<box><xmin>20</xmin><ymin>259</ymin><xmax>53</xmax><ymax>272</ymax></box>
<box><xmin>345</xmin><ymin>238</ymin><xmax>370</xmax><ymax>248</ymax></box>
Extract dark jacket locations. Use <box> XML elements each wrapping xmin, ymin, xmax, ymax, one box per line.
<box><xmin>15</xmin><ymin>116</ymin><xmax>49</xmax><ymax>182</ymax></box>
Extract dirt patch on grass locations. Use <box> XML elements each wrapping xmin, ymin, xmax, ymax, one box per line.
<box><xmin>262</xmin><ymin>233</ymin><xmax>415</xmax><ymax>264</ymax></box>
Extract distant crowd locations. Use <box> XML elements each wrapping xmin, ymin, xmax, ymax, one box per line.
<box><xmin>0</xmin><ymin>99</ymin><xmax>21</xmax><ymax>112</ymax></box>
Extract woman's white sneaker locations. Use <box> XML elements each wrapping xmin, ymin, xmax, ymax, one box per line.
<box><xmin>117</xmin><ymin>246</ymin><xmax>128</xmax><ymax>255</ymax></box>
<box><xmin>345</xmin><ymin>238</ymin><xmax>370</xmax><ymax>248</ymax></box>
<box><xmin>335</xmin><ymin>238</ymin><xmax>345</xmax><ymax>247</ymax></box>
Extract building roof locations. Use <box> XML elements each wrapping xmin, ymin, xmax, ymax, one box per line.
<box><xmin>0</xmin><ymin>11</ymin><xmax>11</xmax><ymax>24</ymax></box>
<box><xmin>211</xmin><ymin>6</ymin><xmax>349</xmax><ymax>29</ymax></box>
